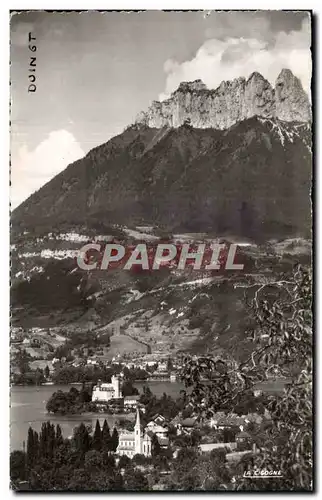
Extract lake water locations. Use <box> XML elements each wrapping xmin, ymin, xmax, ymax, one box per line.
<box><xmin>10</xmin><ymin>380</ymin><xmax>185</xmax><ymax>451</ymax></box>
<box><xmin>10</xmin><ymin>378</ymin><xmax>286</xmax><ymax>451</ymax></box>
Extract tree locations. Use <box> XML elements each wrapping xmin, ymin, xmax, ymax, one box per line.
<box><xmin>101</xmin><ymin>419</ymin><xmax>111</xmax><ymax>451</ymax></box>
<box><xmin>39</xmin><ymin>422</ymin><xmax>48</xmax><ymax>459</ymax></box>
<box><xmin>102</xmin><ymin>452</ymin><xmax>116</xmax><ymax>469</ymax></box>
<box><xmin>92</xmin><ymin>420</ymin><xmax>102</xmax><ymax>451</ymax></box>
<box><xmin>110</xmin><ymin>427</ymin><xmax>119</xmax><ymax>452</ymax></box>
<box><xmin>118</xmin><ymin>455</ymin><xmax>131</xmax><ymax>469</ymax></box>
<box><xmin>73</xmin><ymin>423</ymin><xmax>91</xmax><ymax>456</ymax></box>
<box><xmin>132</xmin><ymin>453</ymin><xmax>148</xmax><ymax>465</ymax></box>
<box><xmin>26</xmin><ymin>427</ymin><xmax>36</xmax><ymax>469</ymax></box>
<box><xmin>123</xmin><ymin>469</ymin><xmax>149</xmax><ymax>491</ymax></box>
<box><xmin>195</xmin><ymin>449</ymin><xmax>231</xmax><ymax>490</ymax></box>
<box><xmin>10</xmin><ymin>450</ymin><xmax>26</xmax><ymax>481</ymax></box>
<box><xmin>181</xmin><ymin>265</ymin><xmax>312</xmax><ymax>491</ymax></box>
<box><xmin>151</xmin><ymin>434</ymin><xmax>161</xmax><ymax>457</ymax></box>
<box><xmin>79</xmin><ymin>385</ymin><xmax>91</xmax><ymax>403</ymax></box>
<box><xmin>84</xmin><ymin>449</ymin><xmax>104</xmax><ymax>470</ymax></box>
<box><xmin>55</xmin><ymin>424</ymin><xmax>64</xmax><ymax>447</ymax></box>
<box><xmin>169</xmin><ymin>447</ymin><xmax>199</xmax><ymax>490</ymax></box>
<box><xmin>122</xmin><ymin>380</ymin><xmax>139</xmax><ymax>397</ymax></box>
<box><xmin>44</xmin><ymin>365</ymin><xmax>50</xmax><ymax>379</ymax></box>
<box><xmin>139</xmin><ymin>386</ymin><xmax>153</xmax><ymax>405</ymax></box>
<box><xmin>17</xmin><ymin>349</ymin><xmax>30</xmax><ymax>375</ymax></box>
<box><xmin>33</xmin><ymin>431</ymin><xmax>39</xmax><ymax>462</ymax></box>
<box><xmin>46</xmin><ymin>388</ymin><xmax>85</xmax><ymax>415</ymax></box>
<box><xmin>39</xmin><ymin>422</ymin><xmax>55</xmax><ymax>460</ymax></box>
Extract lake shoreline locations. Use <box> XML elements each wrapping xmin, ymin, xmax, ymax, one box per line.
<box><xmin>10</xmin><ymin>381</ymin><xmax>185</xmax><ymax>451</ymax></box>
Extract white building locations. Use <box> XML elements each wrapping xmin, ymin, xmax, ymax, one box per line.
<box><xmin>92</xmin><ymin>375</ymin><xmax>123</xmax><ymax>402</ymax></box>
<box><xmin>117</xmin><ymin>408</ymin><xmax>152</xmax><ymax>458</ymax></box>
<box><xmin>87</xmin><ymin>358</ymin><xmax>98</xmax><ymax>366</ymax></box>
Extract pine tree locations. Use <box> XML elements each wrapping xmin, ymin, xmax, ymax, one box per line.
<box><xmin>45</xmin><ymin>422</ymin><xmax>56</xmax><ymax>460</ymax></box>
<box><xmin>102</xmin><ymin>419</ymin><xmax>111</xmax><ymax>451</ymax></box>
<box><xmin>110</xmin><ymin>427</ymin><xmax>119</xmax><ymax>452</ymax></box>
<box><xmin>33</xmin><ymin>431</ymin><xmax>39</xmax><ymax>463</ymax></box>
<box><xmin>151</xmin><ymin>433</ymin><xmax>161</xmax><ymax>457</ymax></box>
<box><xmin>92</xmin><ymin>419</ymin><xmax>102</xmax><ymax>451</ymax></box>
<box><xmin>55</xmin><ymin>424</ymin><xmax>64</xmax><ymax>447</ymax></box>
<box><xmin>74</xmin><ymin>423</ymin><xmax>91</xmax><ymax>455</ymax></box>
<box><xmin>39</xmin><ymin>422</ymin><xmax>47</xmax><ymax>459</ymax></box>
<box><xmin>44</xmin><ymin>365</ymin><xmax>50</xmax><ymax>379</ymax></box>
<box><xmin>26</xmin><ymin>427</ymin><xmax>34</xmax><ymax>469</ymax></box>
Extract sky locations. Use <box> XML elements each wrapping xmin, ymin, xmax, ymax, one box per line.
<box><xmin>10</xmin><ymin>10</ymin><xmax>312</xmax><ymax>209</ymax></box>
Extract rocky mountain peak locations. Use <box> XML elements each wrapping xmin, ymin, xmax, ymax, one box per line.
<box><xmin>275</xmin><ymin>68</ymin><xmax>311</xmax><ymax>122</ymax></box>
<box><xmin>247</xmin><ymin>71</ymin><xmax>267</xmax><ymax>82</ymax></box>
<box><xmin>175</xmin><ymin>79</ymin><xmax>207</xmax><ymax>93</ymax></box>
<box><xmin>136</xmin><ymin>69</ymin><xmax>311</xmax><ymax>129</ymax></box>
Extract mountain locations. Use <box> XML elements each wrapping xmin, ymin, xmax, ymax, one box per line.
<box><xmin>10</xmin><ymin>69</ymin><xmax>312</xmax><ymax>357</ymax></box>
<box><xmin>12</xmin><ymin>116</ymin><xmax>311</xmax><ymax>241</ymax></box>
<box><xmin>135</xmin><ymin>69</ymin><xmax>311</xmax><ymax>129</ymax></box>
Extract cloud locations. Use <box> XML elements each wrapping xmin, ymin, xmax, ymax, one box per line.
<box><xmin>159</xmin><ymin>18</ymin><xmax>311</xmax><ymax>100</ymax></box>
<box><xmin>11</xmin><ymin>130</ymin><xmax>84</xmax><ymax>209</ymax></box>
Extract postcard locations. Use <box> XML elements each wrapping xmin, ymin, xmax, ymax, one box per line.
<box><xmin>10</xmin><ymin>10</ymin><xmax>313</xmax><ymax>492</ymax></box>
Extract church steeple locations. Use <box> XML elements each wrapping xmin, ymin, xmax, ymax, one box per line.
<box><xmin>134</xmin><ymin>407</ymin><xmax>142</xmax><ymax>455</ymax></box>
<box><xmin>135</xmin><ymin>407</ymin><xmax>141</xmax><ymax>428</ymax></box>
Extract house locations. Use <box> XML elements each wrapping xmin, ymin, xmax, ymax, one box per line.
<box><xmin>124</xmin><ymin>395</ymin><xmax>140</xmax><ymax>411</ymax></box>
<box><xmin>87</xmin><ymin>358</ymin><xmax>98</xmax><ymax>366</ymax></box>
<box><xmin>11</xmin><ymin>333</ymin><xmax>23</xmax><ymax>344</ymax></box>
<box><xmin>146</xmin><ymin>421</ymin><xmax>168</xmax><ymax>437</ymax></box>
<box><xmin>210</xmin><ymin>414</ymin><xmax>245</xmax><ymax>430</ymax></box>
<box><xmin>170</xmin><ymin>415</ymin><xmax>181</xmax><ymax>427</ymax></box>
<box><xmin>150</xmin><ymin>414</ymin><xmax>166</xmax><ymax>426</ymax></box>
<box><xmin>175</xmin><ymin>417</ymin><xmax>198</xmax><ymax>435</ymax></box>
<box><xmin>117</xmin><ymin>408</ymin><xmax>152</xmax><ymax>458</ymax></box>
<box><xmin>30</xmin><ymin>337</ymin><xmax>41</xmax><ymax>348</ymax></box>
<box><xmin>235</xmin><ymin>430</ymin><xmax>252</xmax><ymax>445</ymax></box>
<box><xmin>157</xmin><ymin>362</ymin><xmax>168</xmax><ymax>372</ymax></box>
<box><xmin>157</xmin><ymin>436</ymin><xmax>169</xmax><ymax>448</ymax></box>
<box><xmin>72</xmin><ymin>359</ymin><xmax>84</xmax><ymax>367</ymax></box>
<box><xmin>29</xmin><ymin>360</ymin><xmax>54</xmax><ymax>373</ymax></box>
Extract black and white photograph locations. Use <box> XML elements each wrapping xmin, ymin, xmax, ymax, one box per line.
<box><xmin>9</xmin><ymin>9</ymin><xmax>313</xmax><ymax>492</ymax></box>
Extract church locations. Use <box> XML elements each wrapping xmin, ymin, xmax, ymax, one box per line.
<box><xmin>117</xmin><ymin>408</ymin><xmax>152</xmax><ymax>458</ymax></box>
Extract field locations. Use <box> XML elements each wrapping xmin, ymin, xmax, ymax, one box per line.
<box><xmin>107</xmin><ymin>333</ymin><xmax>149</xmax><ymax>358</ymax></box>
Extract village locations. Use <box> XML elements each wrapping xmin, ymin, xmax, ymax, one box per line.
<box><xmin>10</xmin><ymin>324</ymin><xmax>183</xmax><ymax>385</ymax></box>
<box><xmin>90</xmin><ymin>372</ymin><xmax>263</xmax><ymax>465</ymax></box>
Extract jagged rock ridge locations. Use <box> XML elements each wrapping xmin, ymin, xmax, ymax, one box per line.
<box><xmin>136</xmin><ymin>69</ymin><xmax>311</xmax><ymax>129</ymax></box>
